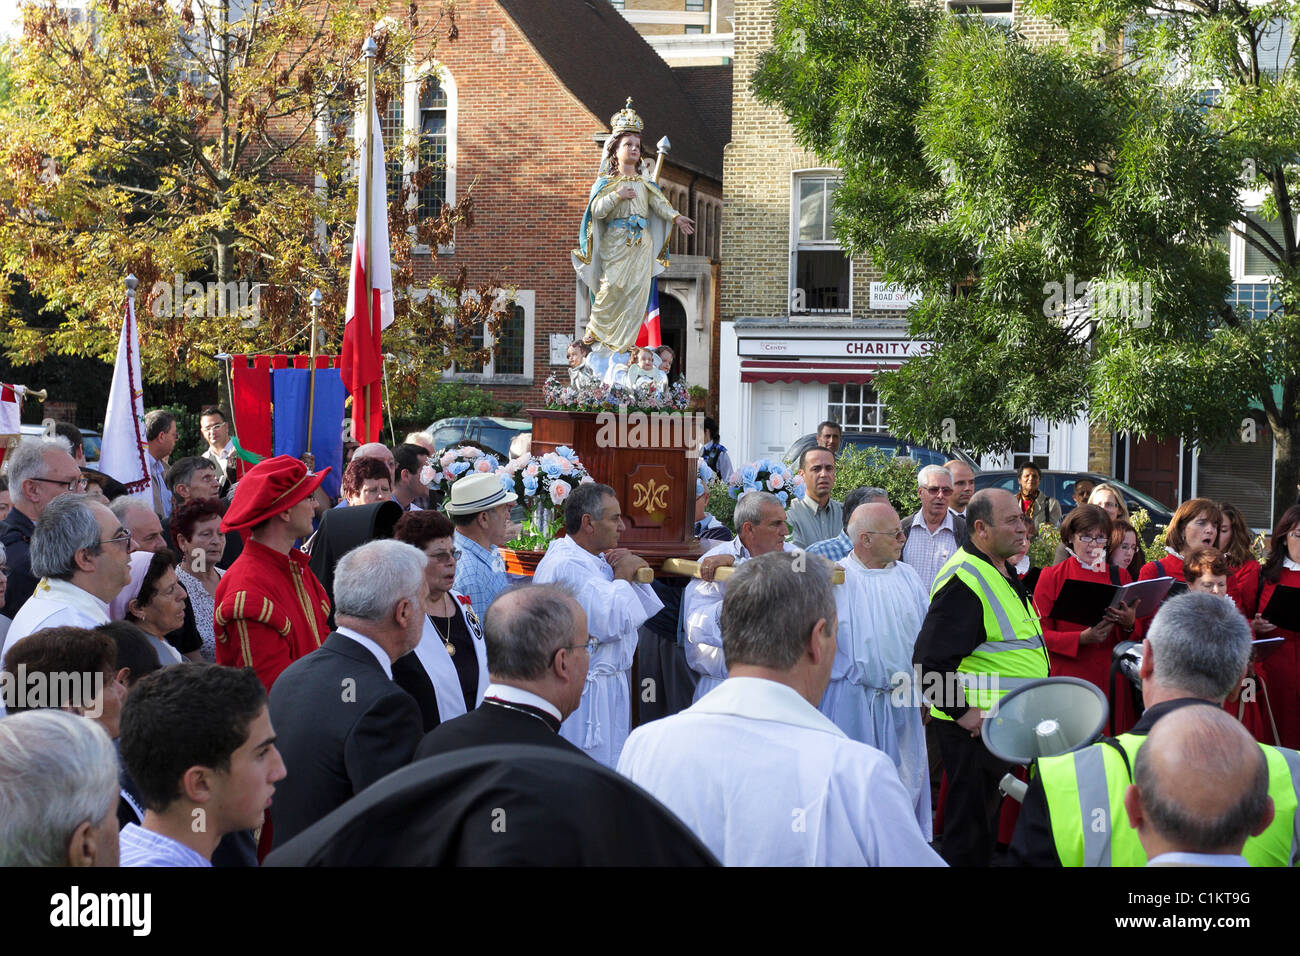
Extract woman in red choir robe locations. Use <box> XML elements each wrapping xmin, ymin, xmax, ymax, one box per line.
<box><xmin>1137</xmin><ymin>498</ymin><xmax>1223</xmax><ymax>632</ymax></box>
<box><xmin>1254</xmin><ymin>505</ymin><xmax>1300</xmax><ymax>749</ymax></box>
<box><xmin>1218</xmin><ymin>502</ymin><xmax>1262</xmax><ymax>619</ymax></box>
<box><xmin>1034</xmin><ymin>505</ymin><xmax>1137</xmax><ymax>731</ymax></box>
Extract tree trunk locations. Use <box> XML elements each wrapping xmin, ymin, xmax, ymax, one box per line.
<box><xmin>1271</xmin><ymin>415</ymin><xmax>1300</xmax><ymax>530</ymax></box>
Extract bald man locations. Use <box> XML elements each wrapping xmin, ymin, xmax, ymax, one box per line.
<box><xmin>824</xmin><ymin>502</ymin><xmax>932</xmax><ymax>837</ymax></box>
<box><xmin>944</xmin><ymin>460</ymin><xmax>975</xmax><ymax>516</ymax></box>
<box><xmin>353</xmin><ymin>443</ymin><xmax>395</xmax><ymax>478</ymax></box>
<box><xmin>1125</xmin><ymin>707</ymin><xmax>1274</xmax><ymax>867</ymax></box>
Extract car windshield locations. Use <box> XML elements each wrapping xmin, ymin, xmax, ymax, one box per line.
<box><xmin>431</xmin><ymin>425</ymin><xmax>468</xmax><ymax>451</ymax></box>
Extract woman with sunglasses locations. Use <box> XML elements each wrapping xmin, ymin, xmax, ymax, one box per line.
<box><xmin>1033</xmin><ymin>505</ymin><xmax>1137</xmax><ymax>729</ymax></box>
<box><xmin>390</xmin><ymin>510</ymin><xmax>489</xmax><ymax>732</ymax></box>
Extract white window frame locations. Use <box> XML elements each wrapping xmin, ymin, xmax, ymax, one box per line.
<box><xmin>946</xmin><ymin>1</ymin><xmax>1013</xmax><ymax>28</ymax></box>
<box><xmin>442</xmin><ymin>289</ymin><xmax>536</xmax><ymax>383</ymax></box>
<box><xmin>312</xmin><ymin>55</ymin><xmax>457</xmax><ymax>255</ymax></box>
<box><xmin>1232</xmin><ymin>209</ymin><xmax>1295</xmax><ymax>282</ymax></box>
<box><xmin>826</xmin><ymin>383</ymin><xmax>889</xmax><ymax>433</ymax></box>
<box><xmin>790</xmin><ymin>168</ymin><xmax>852</xmax><ymax>317</ymax></box>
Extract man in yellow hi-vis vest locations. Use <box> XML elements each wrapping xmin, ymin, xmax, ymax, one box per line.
<box><xmin>913</xmin><ymin>488</ymin><xmax>1049</xmax><ymax>866</ymax></box>
<box><xmin>1010</xmin><ymin>591</ymin><xmax>1300</xmax><ymax>867</ymax></box>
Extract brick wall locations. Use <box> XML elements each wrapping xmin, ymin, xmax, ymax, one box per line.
<box><xmin>722</xmin><ymin>1</ymin><xmax>919</xmax><ymax>326</ymax></box>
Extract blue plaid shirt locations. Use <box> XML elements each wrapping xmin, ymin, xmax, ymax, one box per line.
<box><xmin>453</xmin><ymin>530</ymin><xmax>509</xmax><ymax>615</ymax></box>
<box><xmin>806</xmin><ymin>531</ymin><xmax>852</xmax><ymax>561</ymax></box>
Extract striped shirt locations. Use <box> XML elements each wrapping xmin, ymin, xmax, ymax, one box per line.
<box><xmin>901</xmin><ymin>510</ymin><xmax>959</xmax><ymax>594</ymax></box>
<box><xmin>118</xmin><ymin>823</ymin><xmax>212</xmax><ymax>867</ymax></box>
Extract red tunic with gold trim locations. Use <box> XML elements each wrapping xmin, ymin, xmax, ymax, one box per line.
<box><xmin>214</xmin><ymin>538</ymin><xmax>331</xmax><ymax>691</ymax></box>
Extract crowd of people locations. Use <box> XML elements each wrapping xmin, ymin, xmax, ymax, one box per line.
<box><xmin>0</xmin><ymin>411</ymin><xmax>1297</xmax><ymax>868</ymax></box>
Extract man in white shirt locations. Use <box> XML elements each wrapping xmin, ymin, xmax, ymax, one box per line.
<box><xmin>119</xmin><ymin>664</ymin><xmax>286</xmax><ymax>867</ymax></box>
<box><xmin>143</xmin><ymin>409</ymin><xmax>178</xmax><ymax>520</ymax></box>
<box><xmin>684</xmin><ymin>490</ymin><xmax>794</xmax><ymax>700</ymax></box>
<box><xmin>945</xmin><ymin>460</ymin><xmax>976</xmax><ymax>517</ymax></box>
<box><xmin>901</xmin><ymin>464</ymin><xmax>966</xmax><ymax>591</ymax></box>
<box><xmin>825</xmin><ymin>502</ymin><xmax>932</xmax><ymax>837</ymax></box>
<box><xmin>391</xmin><ymin>443</ymin><xmax>428</xmax><ymax>511</ymax></box>
<box><xmin>3</xmin><ymin>494</ymin><xmax>132</xmax><ymax>660</ymax></box>
<box><xmin>1126</xmin><ymin>705</ymin><xmax>1273</xmax><ymax>867</ymax></box>
<box><xmin>618</xmin><ymin>550</ymin><xmax>945</xmax><ymax>867</ymax></box>
<box><xmin>533</xmin><ymin>482</ymin><xmax>662</xmax><ymax>767</ymax></box>
<box><xmin>1</xmin><ymin>436</ymin><xmax>83</xmax><ymax>619</ymax></box>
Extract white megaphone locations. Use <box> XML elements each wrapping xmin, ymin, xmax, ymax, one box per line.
<box><xmin>980</xmin><ymin>677</ymin><xmax>1108</xmax><ymax>803</ymax></box>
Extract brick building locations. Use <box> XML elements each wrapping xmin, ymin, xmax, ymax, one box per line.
<box><xmin>370</xmin><ymin>0</ymin><xmax>728</xmax><ymax>410</ymax></box>
<box><xmin>721</xmin><ymin>0</ymin><xmax>1283</xmax><ymax>527</ymax></box>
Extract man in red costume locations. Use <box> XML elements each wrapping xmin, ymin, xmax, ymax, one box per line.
<box><xmin>215</xmin><ymin>456</ymin><xmax>332</xmax><ymax>691</ymax></box>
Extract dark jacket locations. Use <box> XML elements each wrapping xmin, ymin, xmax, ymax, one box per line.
<box><xmin>0</xmin><ymin>508</ymin><xmax>36</xmax><ymax>619</ymax></box>
<box><xmin>415</xmin><ymin>697</ymin><xmax>576</xmax><ymax>760</ymax></box>
<box><xmin>264</xmin><ymin>744</ymin><xmax>720</xmax><ymax>867</ymax></box>
<box><xmin>267</xmin><ymin>631</ymin><xmax>422</xmax><ymax>848</ymax></box>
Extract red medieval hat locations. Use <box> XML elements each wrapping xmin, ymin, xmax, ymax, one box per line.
<box><xmin>220</xmin><ymin>455</ymin><xmax>331</xmax><ymax>533</ymax></box>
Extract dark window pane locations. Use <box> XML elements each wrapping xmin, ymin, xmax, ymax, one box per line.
<box><xmin>496</xmin><ymin>304</ymin><xmax>525</xmax><ymax>376</ymax></box>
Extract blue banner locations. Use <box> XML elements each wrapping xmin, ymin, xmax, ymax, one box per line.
<box><xmin>272</xmin><ymin>367</ymin><xmax>344</xmax><ymax>500</ymax></box>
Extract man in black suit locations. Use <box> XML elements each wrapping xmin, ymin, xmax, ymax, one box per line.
<box><xmin>414</xmin><ymin>583</ymin><xmax>590</xmax><ymax>760</ymax></box>
<box><xmin>268</xmin><ymin>539</ymin><xmax>426</xmax><ymax>847</ymax></box>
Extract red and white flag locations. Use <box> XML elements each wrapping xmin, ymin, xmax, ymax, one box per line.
<box><xmin>0</xmin><ymin>384</ymin><xmax>21</xmax><ymax>473</ymax></box>
<box><xmin>341</xmin><ymin>103</ymin><xmax>394</xmax><ymax>445</ymax></box>
<box><xmin>99</xmin><ymin>294</ymin><xmax>151</xmax><ymax>494</ymax></box>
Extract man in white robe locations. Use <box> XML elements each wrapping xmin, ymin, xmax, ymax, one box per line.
<box><xmin>534</xmin><ymin>482</ymin><xmax>662</xmax><ymax>767</ymax></box>
<box><xmin>823</xmin><ymin>502</ymin><xmax>932</xmax><ymax>838</ymax></box>
<box><xmin>619</xmin><ymin>551</ymin><xmax>944</xmax><ymax>867</ymax></box>
<box><xmin>684</xmin><ymin>491</ymin><xmax>794</xmax><ymax>700</ymax></box>
<box><xmin>3</xmin><ymin>495</ymin><xmax>131</xmax><ymax>660</ymax></box>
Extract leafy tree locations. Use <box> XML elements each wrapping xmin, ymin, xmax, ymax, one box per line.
<box><xmin>753</xmin><ymin>0</ymin><xmax>1300</xmax><ymax>523</ymax></box>
<box><xmin>0</xmin><ymin>0</ymin><xmax>506</xmax><ymax>411</ymax></box>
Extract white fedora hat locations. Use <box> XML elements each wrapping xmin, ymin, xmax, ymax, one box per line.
<box><xmin>445</xmin><ymin>471</ymin><xmax>518</xmax><ymax>516</ymax></box>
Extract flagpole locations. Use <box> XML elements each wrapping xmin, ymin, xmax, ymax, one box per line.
<box><xmin>362</xmin><ymin>37</ymin><xmax>377</xmax><ymax>444</ymax></box>
<box><xmin>306</xmin><ymin>287</ymin><xmax>322</xmax><ymax>464</ymax></box>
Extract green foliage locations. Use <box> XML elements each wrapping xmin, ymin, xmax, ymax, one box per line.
<box><xmin>1029</xmin><ymin>522</ymin><xmax>1063</xmax><ymax>570</ymax></box>
<box><xmin>391</xmin><ymin>382</ymin><xmax>503</xmax><ymax>437</ymax></box>
<box><xmin>829</xmin><ymin>446</ymin><xmax>924</xmax><ymax>517</ymax></box>
<box><xmin>155</xmin><ymin>405</ymin><xmax>206</xmax><ymax>460</ymax></box>
<box><xmin>706</xmin><ymin>479</ymin><xmax>736</xmax><ymax>531</ymax></box>
<box><xmin>0</xmin><ymin>0</ymin><xmax>507</xmax><ymax>414</ymax></box>
<box><xmin>753</xmin><ymin>0</ymin><xmax>1300</xmax><ymax>521</ymax></box>
<box><xmin>1131</xmin><ymin>508</ymin><xmax>1171</xmax><ymax>564</ymax></box>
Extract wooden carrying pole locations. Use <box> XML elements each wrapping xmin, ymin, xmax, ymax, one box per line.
<box><xmin>658</xmin><ymin>556</ymin><xmax>845</xmax><ymax>585</ymax></box>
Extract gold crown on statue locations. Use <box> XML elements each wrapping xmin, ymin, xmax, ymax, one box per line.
<box><xmin>609</xmin><ymin>97</ymin><xmax>644</xmax><ymax>136</ymax></box>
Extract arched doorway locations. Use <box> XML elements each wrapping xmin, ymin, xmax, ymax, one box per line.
<box><xmin>659</xmin><ymin>291</ymin><xmax>687</xmax><ymax>379</ymax></box>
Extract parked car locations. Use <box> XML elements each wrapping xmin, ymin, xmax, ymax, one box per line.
<box><xmin>785</xmin><ymin>431</ymin><xmax>979</xmax><ymax>472</ymax></box>
<box><xmin>18</xmin><ymin>424</ymin><xmax>102</xmax><ymax>465</ymax></box>
<box><xmin>972</xmin><ymin>470</ymin><xmax>1174</xmax><ymax>542</ymax></box>
<box><xmin>427</xmin><ymin>417</ymin><xmax>531</xmax><ymax>463</ymax></box>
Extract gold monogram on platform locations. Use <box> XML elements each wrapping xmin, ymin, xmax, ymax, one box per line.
<box><xmin>624</xmin><ymin>463</ymin><xmax>674</xmax><ymax>528</ymax></box>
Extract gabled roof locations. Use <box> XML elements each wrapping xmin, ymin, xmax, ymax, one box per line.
<box><xmin>675</xmin><ymin>65</ymin><xmax>733</xmax><ymax>149</ymax></box>
<box><xmin>497</xmin><ymin>0</ymin><xmax>726</xmax><ymax>180</ymax></box>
